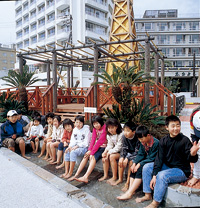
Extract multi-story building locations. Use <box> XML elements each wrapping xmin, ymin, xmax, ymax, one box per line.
<box><xmin>135</xmin><ymin>9</ymin><xmax>200</xmax><ymax>92</ymax></box>
<box><xmin>15</xmin><ymin>0</ymin><xmax>113</xmax><ymax>86</ymax></box>
<box><xmin>0</xmin><ymin>44</ymin><xmax>16</xmax><ymax>78</ymax></box>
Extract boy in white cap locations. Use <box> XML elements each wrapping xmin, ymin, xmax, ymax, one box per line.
<box><xmin>188</xmin><ymin>108</ymin><xmax>200</xmax><ymax>186</ymax></box>
<box><xmin>0</xmin><ymin>110</ymin><xmax>30</xmax><ymax>159</ymax></box>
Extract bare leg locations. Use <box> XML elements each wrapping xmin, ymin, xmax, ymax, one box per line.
<box><xmin>45</xmin><ymin>142</ymin><xmax>51</xmax><ymax>160</ymax></box>
<box><xmin>56</xmin><ymin>160</ymin><xmax>65</xmax><ymax>169</ymax></box>
<box><xmin>49</xmin><ymin>142</ymin><xmax>59</xmax><ymax>163</ymax></box>
<box><xmin>63</xmin><ymin>161</ymin><xmax>76</xmax><ymax>179</ymax></box>
<box><xmin>35</xmin><ymin>138</ymin><xmax>39</xmax><ymax>153</ymax></box>
<box><xmin>188</xmin><ymin>177</ymin><xmax>199</xmax><ymax>186</ymax></box>
<box><xmin>30</xmin><ymin>141</ymin><xmax>36</xmax><ymax>153</ymax></box>
<box><xmin>113</xmin><ymin>164</ymin><xmax>124</xmax><ymax>186</ymax></box>
<box><xmin>8</xmin><ymin>147</ymin><xmax>15</xmax><ymax>152</ymax></box>
<box><xmin>98</xmin><ymin>159</ymin><xmax>109</xmax><ymax>182</ymax></box>
<box><xmin>122</xmin><ymin>161</ymin><xmax>132</xmax><ymax>192</ymax></box>
<box><xmin>76</xmin><ymin>157</ymin><xmax>96</xmax><ymax>183</ymax></box>
<box><xmin>19</xmin><ymin>140</ymin><xmax>30</xmax><ymax>159</ymax></box>
<box><xmin>117</xmin><ymin>178</ymin><xmax>142</xmax><ymax>200</ymax></box>
<box><xmin>60</xmin><ymin>161</ymin><xmax>70</xmax><ymax>178</ymax></box>
<box><xmin>55</xmin><ymin>150</ymin><xmax>63</xmax><ymax>164</ymax></box>
<box><xmin>135</xmin><ymin>193</ymin><xmax>152</xmax><ymax>203</ymax></box>
<box><xmin>68</xmin><ymin>156</ymin><xmax>89</xmax><ymax>181</ymax></box>
<box><xmin>38</xmin><ymin>140</ymin><xmax>47</xmax><ymax>158</ymax></box>
<box><xmin>107</xmin><ymin>153</ymin><xmax>120</xmax><ymax>185</ymax></box>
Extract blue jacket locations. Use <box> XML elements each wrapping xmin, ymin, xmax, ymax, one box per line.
<box><xmin>0</xmin><ymin>120</ymin><xmax>24</xmax><ymax>144</ymax></box>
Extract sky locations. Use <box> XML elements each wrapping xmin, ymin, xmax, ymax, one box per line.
<box><xmin>0</xmin><ymin>0</ymin><xmax>199</xmax><ymax>45</ymax></box>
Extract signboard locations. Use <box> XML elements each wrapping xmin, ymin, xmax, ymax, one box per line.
<box><xmin>84</xmin><ymin>107</ymin><xmax>97</xmax><ymax>113</ymax></box>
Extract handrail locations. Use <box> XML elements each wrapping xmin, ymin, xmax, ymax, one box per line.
<box><xmin>42</xmin><ymin>82</ymin><xmax>55</xmax><ymax>97</ymax></box>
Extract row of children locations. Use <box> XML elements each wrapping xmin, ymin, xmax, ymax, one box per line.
<box><xmin>1</xmin><ymin>109</ymin><xmax>199</xmax><ymax>208</ymax></box>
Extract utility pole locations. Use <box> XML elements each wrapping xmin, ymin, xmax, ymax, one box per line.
<box><xmin>192</xmin><ymin>52</ymin><xmax>196</xmax><ymax>97</ymax></box>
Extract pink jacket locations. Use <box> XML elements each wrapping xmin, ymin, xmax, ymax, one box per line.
<box><xmin>88</xmin><ymin>124</ymin><xmax>107</xmax><ymax>155</ymax></box>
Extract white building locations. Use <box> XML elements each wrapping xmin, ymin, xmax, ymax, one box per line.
<box><xmin>135</xmin><ymin>9</ymin><xmax>200</xmax><ymax>92</ymax></box>
<box><xmin>15</xmin><ymin>0</ymin><xmax>113</xmax><ymax>87</ymax></box>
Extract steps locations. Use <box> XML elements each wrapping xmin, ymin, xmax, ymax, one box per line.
<box><xmin>55</xmin><ymin>103</ymin><xmax>85</xmax><ymax>121</ymax></box>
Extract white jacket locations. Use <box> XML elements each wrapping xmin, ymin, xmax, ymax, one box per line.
<box><xmin>51</xmin><ymin>124</ymin><xmax>64</xmax><ymax>141</ymax></box>
<box><xmin>105</xmin><ymin>132</ymin><xmax>123</xmax><ymax>154</ymax></box>
<box><xmin>69</xmin><ymin>125</ymin><xmax>91</xmax><ymax>148</ymax></box>
<box><xmin>30</xmin><ymin>124</ymin><xmax>44</xmax><ymax>137</ymax></box>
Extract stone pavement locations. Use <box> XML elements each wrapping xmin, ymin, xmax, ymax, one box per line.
<box><xmin>0</xmin><ymin>147</ymin><xmax>112</xmax><ymax>208</ymax></box>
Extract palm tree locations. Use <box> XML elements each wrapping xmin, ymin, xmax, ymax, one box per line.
<box><xmin>1</xmin><ymin>65</ymin><xmax>40</xmax><ymax>111</ymax></box>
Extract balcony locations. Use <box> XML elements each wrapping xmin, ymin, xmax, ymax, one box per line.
<box><xmin>57</xmin><ymin>28</ymin><xmax>70</xmax><ymax>41</ymax></box>
<box><xmin>56</xmin><ymin>0</ymin><xmax>70</xmax><ymax>10</ymax></box>
<box><xmin>85</xmin><ymin>0</ymin><xmax>107</xmax><ymax>12</ymax></box>
<box><xmin>85</xmin><ymin>14</ymin><xmax>107</xmax><ymax>26</ymax></box>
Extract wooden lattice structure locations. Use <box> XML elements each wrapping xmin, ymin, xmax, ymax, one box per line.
<box><xmin>106</xmin><ymin>0</ymin><xmax>140</xmax><ymax>74</ymax></box>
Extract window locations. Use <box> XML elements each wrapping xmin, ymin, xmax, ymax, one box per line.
<box><xmin>17</xmin><ymin>42</ymin><xmax>23</xmax><ymax>49</ymax></box>
<box><xmin>24</xmin><ymin>14</ymin><xmax>29</xmax><ymax>23</ymax></box>
<box><xmin>30</xmin><ymin>9</ymin><xmax>36</xmax><ymax>18</ymax></box>
<box><xmin>47</xmin><ymin>12</ymin><xmax>55</xmax><ymax>22</ymax></box>
<box><xmin>61</xmin><ymin>7</ymin><xmax>70</xmax><ymax>16</ymax></box>
<box><xmin>3</xmin><ymin>53</ymin><xmax>7</xmax><ymax>57</ymax></box>
<box><xmin>16</xmin><ymin>18</ymin><xmax>22</xmax><ymax>27</ymax></box>
<box><xmin>188</xmin><ymin>48</ymin><xmax>200</xmax><ymax>56</ymax></box>
<box><xmin>85</xmin><ymin>6</ymin><xmax>106</xmax><ymax>20</ymax></box>
<box><xmin>174</xmin><ymin>35</ymin><xmax>185</xmax><ymax>43</ymax></box>
<box><xmin>157</xmin><ymin>35</ymin><xmax>169</xmax><ymax>44</ymax></box>
<box><xmin>160</xmin><ymin>48</ymin><xmax>170</xmax><ymax>56</ymax></box>
<box><xmin>48</xmin><ymin>27</ymin><xmax>55</xmax><ymax>37</ymax></box>
<box><xmin>3</xmin><ymin>67</ymin><xmax>7</xmax><ymax>70</ymax></box>
<box><xmin>173</xmin><ymin>48</ymin><xmax>185</xmax><ymax>56</ymax></box>
<box><xmin>86</xmin><ymin>22</ymin><xmax>106</xmax><ymax>35</ymax></box>
<box><xmin>157</xmin><ymin>22</ymin><xmax>169</xmax><ymax>31</ymax></box>
<box><xmin>38</xmin><ymin>18</ymin><xmax>45</xmax><ymax>27</ymax></box>
<box><xmin>31</xmin><ymin>22</ymin><xmax>37</xmax><ymax>31</ymax></box>
<box><xmin>24</xmin><ymin>26</ymin><xmax>29</xmax><ymax>35</ymax></box>
<box><xmin>30</xmin><ymin>0</ymin><xmax>36</xmax><ymax>5</ymax></box>
<box><xmin>47</xmin><ymin>0</ymin><xmax>55</xmax><ymax>8</ymax></box>
<box><xmin>23</xmin><ymin>2</ymin><xmax>28</xmax><ymax>11</ymax></box>
<box><xmin>17</xmin><ymin>30</ymin><xmax>22</xmax><ymax>38</ymax></box>
<box><xmin>16</xmin><ymin>7</ymin><xmax>22</xmax><ymax>15</ymax></box>
<box><xmin>31</xmin><ymin>36</ymin><xmax>37</xmax><ymax>44</ymax></box>
<box><xmin>144</xmin><ymin>23</ymin><xmax>154</xmax><ymax>31</ymax></box>
<box><xmin>173</xmin><ymin>22</ymin><xmax>186</xmax><ymax>31</ymax></box>
<box><xmin>189</xmin><ymin>22</ymin><xmax>199</xmax><ymax>30</ymax></box>
<box><xmin>39</xmin><ymin>32</ymin><xmax>45</xmax><ymax>40</ymax></box>
<box><xmin>38</xmin><ymin>4</ymin><xmax>45</xmax><ymax>13</ymax></box>
<box><xmin>24</xmin><ymin>39</ymin><xmax>29</xmax><ymax>47</ymax></box>
<box><xmin>189</xmin><ymin>34</ymin><xmax>200</xmax><ymax>43</ymax></box>
<box><xmin>2</xmin><ymin>60</ymin><xmax>7</xmax><ymax>64</ymax></box>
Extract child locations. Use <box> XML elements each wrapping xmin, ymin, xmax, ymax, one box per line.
<box><xmin>27</xmin><ymin>116</ymin><xmax>44</xmax><ymax>154</ymax></box>
<box><xmin>47</xmin><ymin>115</ymin><xmax>64</xmax><ymax>163</ymax></box>
<box><xmin>38</xmin><ymin>112</ymin><xmax>54</xmax><ymax>158</ymax></box>
<box><xmin>68</xmin><ymin>115</ymin><xmax>107</xmax><ymax>182</ymax></box>
<box><xmin>53</xmin><ymin>118</ymin><xmax>74</xmax><ymax>168</ymax></box>
<box><xmin>188</xmin><ymin>108</ymin><xmax>200</xmax><ymax>186</ymax></box>
<box><xmin>98</xmin><ymin>118</ymin><xmax>123</xmax><ymax>185</ymax></box>
<box><xmin>136</xmin><ymin>115</ymin><xmax>199</xmax><ymax>208</ymax></box>
<box><xmin>1</xmin><ymin>110</ymin><xmax>30</xmax><ymax>159</ymax></box>
<box><xmin>113</xmin><ymin>121</ymin><xmax>140</xmax><ymax>190</ymax></box>
<box><xmin>117</xmin><ymin>125</ymin><xmax>159</xmax><ymax>200</ymax></box>
<box><xmin>61</xmin><ymin>115</ymin><xmax>91</xmax><ymax>179</ymax></box>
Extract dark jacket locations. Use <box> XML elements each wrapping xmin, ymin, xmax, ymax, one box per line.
<box><xmin>1</xmin><ymin>120</ymin><xmax>24</xmax><ymax>144</ymax></box>
<box><xmin>120</xmin><ymin>134</ymin><xmax>140</xmax><ymax>161</ymax></box>
<box><xmin>153</xmin><ymin>133</ymin><xmax>198</xmax><ymax>177</ymax></box>
<box><xmin>134</xmin><ymin>137</ymin><xmax>159</xmax><ymax>167</ymax></box>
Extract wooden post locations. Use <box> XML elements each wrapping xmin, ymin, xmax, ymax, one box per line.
<box><xmin>94</xmin><ymin>45</ymin><xmax>98</xmax><ymax>108</ymax></box>
<box><xmin>161</xmin><ymin>59</ymin><xmax>165</xmax><ymax>86</ymax></box>
<box><xmin>154</xmin><ymin>53</ymin><xmax>159</xmax><ymax>106</ymax></box>
<box><xmin>67</xmin><ymin>66</ymin><xmax>70</xmax><ymax>88</ymax></box>
<box><xmin>19</xmin><ymin>55</ymin><xmax>23</xmax><ymax>75</ymax></box>
<box><xmin>47</xmin><ymin>61</ymin><xmax>51</xmax><ymax>86</ymax></box>
<box><xmin>70</xmin><ymin>66</ymin><xmax>73</xmax><ymax>87</ymax></box>
<box><xmin>144</xmin><ymin>40</ymin><xmax>150</xmax><ymax>105</ymax></box>
<box><xmin>52</xmin><ymin>51</ymin><xmax>57</xmax><ymax>112</ymax></box>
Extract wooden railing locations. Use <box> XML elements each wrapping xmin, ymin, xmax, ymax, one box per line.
<box><xmin>41</xmin><ymin>83</ymin><xmax>54</xmax><ymax>115</ymax></box>
<box><xmin>85</xmin><ymin>86</ymin><xmax>94</xmax><ymax>120</ymax></box>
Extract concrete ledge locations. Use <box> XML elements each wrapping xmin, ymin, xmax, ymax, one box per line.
<box><xmin>0</xmin><ymin>147</ymin><xmax>113</xmax><ymax>208</ymax></box>
<box><xmin>165</xmin><ymin>183</ymin><xmax>200</xmax><ymax>207</ymax></box>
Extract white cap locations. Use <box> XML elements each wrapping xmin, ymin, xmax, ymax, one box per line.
<box><xmin>193</xmin><ymin>111</ymin><xmax>200</xmax><ymax>138</ymax></box>
<box><xmin>7</xmin><ymin>110</ymin><xmax>18</xmax><ymax>117</ymax></box>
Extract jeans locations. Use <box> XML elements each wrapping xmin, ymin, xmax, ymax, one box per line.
<box><xmin>143</xmin><ymin>162</ymin><xmax>187</xmax><ymax>203</ymax></box>
<box><xmin>65</xmin><ymin>146</ymin><xmax>87</xmax><ymax>162</ymax></box>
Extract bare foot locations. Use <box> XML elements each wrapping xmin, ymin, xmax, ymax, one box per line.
<box><xmin>135</xmin><ymin>195</ymin><xmax>152</xmax><ymax>203</ymax></box>
<box><xmin>63</xmin><ymin>173</ymin><xmax>73</xmax><ymax>179</ymax></box>
<box><xmin>38</xmin><ymin>154</ymin><xmax>43</xmax><ymax>158</ymax></box>
<box><xmin>188</xmin><ymin>177</ymin><xmax>199</xmax><ymax>186</ymax></box>
<box><xmin>144</xmin><ymin>201</ymin><xmax>160</xmax><ymax>208</ymax></box>
<box><xmin>32</xmin><ymin>151</ymin><xmax>37</xmax><ymax>154</ymax></box>
<box><xmin>56</xmin><ymin>163</ymin><xmax>64</xmax><ymax>169</ymax></box>
<box><xmin>22</xmin><ymin>155</ymin><xmax>31</xmax><ymax>160</ymax></box>
<box><xmin>46</xmin><ymin>158</ymin><xmax>52</xmax><ymax>161</ymax></box>
<box><xmin>107</xmin><ymin>177</ymin><xmax>117</xmax><ymax>185</ymax></box>
<box><xmin>117</xmin><ymin>191</ymin><xmax>134</xmax><ymax>200</ymax></box>
<box><xmin>68</xmin><ymin>175</ymin><xmax>78</xmax><ymax>181</ymax></box>
<box><xmin>75</xmin><ymin>176</ymin><xmax>89</xmax><ymax>183</ymax></box>
<box><xmin>49</xmin><ymin>161</ymin><xmax>57</xmax><ymax>165</ymax></box>
<box><xmin>121</xmin><ymin>183</ymin><xmax>129</xmax><ymax>192</ymax></box>
<box><xmin>42</xmin><ymin>156</ymin><xmax>48</xmax><ymax>160</ymax></box>
<box><xmin>60</xmin><ymin>173</ymin><xmax>68</xmax><ymax>178</ymax></box>
<box><xmin>112</xmin><ymin>179</ymin><xmax>123</xmax><ymax>186</ymax></box>
<box><xmin>98</xmin><ymin>175</ymin><xmax>108</xmax><ymax>182</ymax></box>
